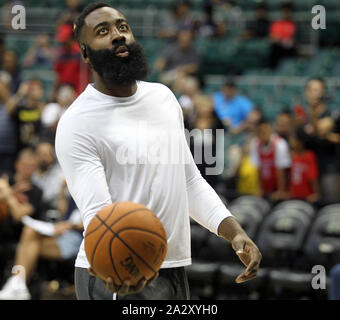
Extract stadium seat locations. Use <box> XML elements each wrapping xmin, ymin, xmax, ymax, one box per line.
<box><xmin>272</xmin><ymin>200</ymin><xmax>316</xmax><ymax>220</ymax></box>
<box><xmin>304</xmin><ymin>210</ymin><xmax>340</xmax><ymax>270</ymax></box>
<box><xmin>230</xmin><ymin>195</ymin><xmax>271</xmax><ymax>217</ymax></box>
<box><xmin>256</xmin><ymin>208</ymin><xmax>312</xmax><ymax>269</ymax></box>
<box><xmin>188</xmin><ymin>222</ymin><xmax>221</xmax><ymax>299</ymax></box>
<box><xmin>267</xmin><ymin>269</ymin><xmax>313</xmax><ymax>293</ymax></box>
<box><xmin>229</xmin><ymin>204</ymin><xmax>264</xmax><ymax>240</ymax></box>
<box><xmin>318</xmin><ymin>204</ymin><xmax>340</xmax><ymax>217</ymax></box>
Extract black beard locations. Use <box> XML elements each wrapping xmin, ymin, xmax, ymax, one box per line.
<box><xmin>86</xmin><ymin>41</ymin><xmax>148</xmax><ymax>86</ymax></box>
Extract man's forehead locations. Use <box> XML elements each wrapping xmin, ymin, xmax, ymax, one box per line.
<box><xmin>85</xmin><ymin>7</ymin><xmax>126</xmax><ymax>28</ymax></box>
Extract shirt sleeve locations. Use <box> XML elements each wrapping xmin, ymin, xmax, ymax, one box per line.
<box><xmin>174</xmin><ymin>94</ymin><xmax>233</xmax><ymax>235</ymax></box>
<box><xmin>55</xmin><ymin>118</ymin><xmax>112</xmax><ymax>231</ymax></box>
<box><xmin>274</xmin><ymin>138</ymin><xmax>291</xmax><ymax>169</ymax></box>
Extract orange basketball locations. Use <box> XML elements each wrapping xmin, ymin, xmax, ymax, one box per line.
<box><xmin>84</xmin><ymin>202</ymin><xmax>168</xmax><ymax>287</ymax></box>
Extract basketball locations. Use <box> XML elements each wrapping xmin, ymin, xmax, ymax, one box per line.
<box><xmin>84</xmin><ymin>202</ymin><xmax>168</xmax><ymax>287</ymax></box>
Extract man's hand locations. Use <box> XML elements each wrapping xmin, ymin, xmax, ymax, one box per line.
<box><xmin>218</xmin><ymin>217</ymin><xmax>262</xmax><ymax>284</ymax></box>
<box><xmin>88</xmin><ymin>267</ymin><xmax>159</xmax><ymax>296</ymax></box>
<box><xmin>231</xmin><ymin>233</ymin><xmax>262</xmax><ymax>283</ymax></box>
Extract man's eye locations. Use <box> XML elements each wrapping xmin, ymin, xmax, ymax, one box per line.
<box><xmin>98</xmin><ymin>28</ymin><xmax>108</xmax><ymax>35</ymax></box>
<box><xmin>120</xmin><ymin>25</ymin><xmax>128</xmax><ymax>31</ymax></box>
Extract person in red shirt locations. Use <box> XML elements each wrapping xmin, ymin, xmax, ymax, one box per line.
<box><xmin>250</xmin><ymin>118</ymin><xmax>291</xmax><ymax>201</ymax></box>
<box><xmin>289</xmin><ymin>128</ymin><xmax>320</xmax><ymax>203</ymax></box>
<box><xmin>268</xmin><ymin>1</ymin><xmax>297</xmax><ymax>69</ymax></box>
<box><xmin>54</xmin><ymin>23</ymin><xmax>91</xmax><ymax>97</ymax></box>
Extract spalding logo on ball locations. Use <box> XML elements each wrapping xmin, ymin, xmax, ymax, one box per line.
<box><xmin>84</xmin><ymin>202</ymin><xmax>168</xmax><ymax>286</ymax></box>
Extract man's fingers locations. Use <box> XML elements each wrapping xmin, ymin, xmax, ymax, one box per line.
<box><xmin>234</xmin><ymin>241</ymin><xmax>262</xmax><ymax>284</ymax></box>
<box><xmin>105</xmin><ymin>277</ymin><xmax>119</xmax><ymax>292</ymax></box>
<box><xmin>147</xmin><ymin>272</ymin><xmax>159</xmax><ymax>285</ymax></box>
<box><xmin>133</xmin><ymin>278</ymin><xmax>147</xmax><ymax>293</ymax></box>
<box><xmin>244</xmin><ymin>259</ymin><xmax>260</xmax><ymax>277</ymax></box>
<box><xmin>236</xmin><ymin>250</ymin><xmax>251</xmax><ymax>267</ymax></box>
<box><xmin>235</xmin><ymin>270</ymin><xmax>258</xmax><ymax>284</ymax></box>
<box><xmin>118</xmin><ymin>280</ymin><xmax>131</xmax><ymax>296</ymax></box>
<box><xmin>88</xmin><ymin>271</ymin><xmax>158</xmax><ymax>295</ymax></box>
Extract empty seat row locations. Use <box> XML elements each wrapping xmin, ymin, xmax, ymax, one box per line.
<box><xmin>188</xmin><ymin>197</ymin><xmax>340</xmax><ymax>298</ymax></box>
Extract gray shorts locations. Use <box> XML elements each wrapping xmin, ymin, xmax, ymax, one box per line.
<box><xmin>56</xmin><ymin>230</ymin><xmax>83</xmax><ymax>259</ymax></box>
<box><xmin>74</xmin><ymin>266</ymin><xmax>190</xmax><ymax>300</ymax></box>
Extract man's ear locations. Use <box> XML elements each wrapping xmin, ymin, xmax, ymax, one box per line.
<box><xmin>81</xmin><ymin>44</ymin><xmax>87</xmax><ymax>59</ymax></box>
<box><xmin>80</xmin><ymin>43</ymin><xmax>93</xmax><ymax>69</ymax></box>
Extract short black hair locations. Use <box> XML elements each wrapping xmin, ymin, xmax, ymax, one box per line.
<box><xmin>292</xmin><ymin>127</ymin><xmax>309</xmax><ymax>146</ymax></box>
<box><xmin>73</xmin><ymin>1</ymin><xmax>114</xmax><ymax>45</ymax></box>
<box><xmin>224</xmin><ymin>77</ymin><xmax>236</xmax><ymax>87</ymax></box>
<box><xmin>258</xmin><ymin>116</ymin><xmax>270</xmax><ymax>126</ymax></box>
<box><xmin>278</xmin><ymin>108</ymin><xmax>292</xmax><ymax>117</ymax></box>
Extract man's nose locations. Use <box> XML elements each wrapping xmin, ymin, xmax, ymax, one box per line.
<box><xmin>111</xmin><ymin>28</ymin><xmax>126</xmax><ymax>45</ymax></box>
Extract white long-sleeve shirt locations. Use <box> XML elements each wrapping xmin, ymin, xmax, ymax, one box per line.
<box><xmin>55</xmin><ymin>81</ymin><xmax>232</xmax><ymax>269</ymax></box>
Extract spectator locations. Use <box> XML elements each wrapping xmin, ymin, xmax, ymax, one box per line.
<box><xmin>294</xmin><ymin>77</ymin><xmax>338</xmax><ymax>134</ymax></box>
<box><xmin>0</xmin><ymin>71</ymin><xmax>17</xmax><ymax>175</ymax></box>
<box><xmin>31</xmin><ymin>142</ymin><xmax>65</xmax><ymax>213</ymax></box>
<box><xmin>0</xmin><ymin>149</ymin><xmax>43</xmax><ymax>244</ymax></box>
<box><xmin>187</xmin><ymin>94</ymin><xmax>224</xmax><ymax>188</ymax></box>
<box><xmin>213</xmin><ymin>0</ymin><xmax>244</xmax><ymax>30</ymax></box>
<box><xmin>240</xmin><ymin>2</ymin><xmax>270</xmax><ymax>40</ymax></box>
<box><xmin>155</xmin><ymin>29</ymin><xmax>200</xmax><ymax>90</ymax></box>
<box><xmin>236</xmin><ymin>141</ymin><xmax>260</xmax><ymax>196</ymax></box>
<box><xmin>54</xmin><ymin>23</ymin><xmax>91</xmax><ymax>96</ymax></box>
<box><xmin>41</xmin><ymin>84</ymin><xmax>76</xmax><ymax>141</ymax></box>
<box><xmin>2</xmin><ymin>50</ymin><xmax>22</xmax><ymax>93</ymax></box>
<box><xmin>57</xmin><ymin>0</ymin><xmax>84</xmax><ymax>27</ymax></box>
<box><xmin>6</xmin><ymin>79</ymin><xmax>45</xmax><ymax>151</ymax></box>
<box><xmin>212</xmin><ymin>78</ymin><xmax>254</xmax><ymax>133</ymax></box>
<box><xmin>242</xmin><ymin>107</ymin><xmax>263</xmax><ymax>135</ymax></box>
<box><xmin>268</xmin><ymin>1</ymin><xmax>297</xmax><ymax>69</ymax></box>
<box><xmin>275</xmin><ymin>109</ymin><xmax>293</xmax><ymax>142</ymax></box>
<box><xmin>194</xmin><ymin>2</ymin><xmax>227</xmax><ymax>39</ymax></box>
<box><xmin>329</xmin><ymin>264</ymin><xmax>340</xmax><ymax>300</ymax></box>
<box><xmin>250</xmin><ymin>118</ymin><xmax>291</xmax><ymax>201</ymax></box>
<box><xmin>0</xmin><ymin>191</ymin><xmax>82</xmax><ymax>300</ymax></box>
<box><xmin>23</xmin><ymin>34</ymin><xmax>55</xmax><ymax>69</ymax></box>
<box><xmin>288</xmin><ymin>128</ymin><xmax>320</xmax><ymax>204</ymax></box>
<box><xmin>178</xmin><ymin>76</ymin><xmax>201</xmax><ymax>128</ymax></box>
<box><xmin>157</xmin><ymin>1</ymin><xmax>194</xmax><ymax>43</ymax></box>
<box><xmin>295</xmin><ymin>77</ymin><xmax>340</xmax><ymax>203</ymax></box>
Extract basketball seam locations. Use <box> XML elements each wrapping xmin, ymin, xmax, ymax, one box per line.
<box><xmin>105</xmin><ymin>207</ymin><xmax>150</xmax><ymax>228</ymax></box>
<box><xmin>109</xmin><ymin>236</ymin><xmax>123</xmax><ymax>285</ymax></box>
<box><xmin>96</xmin><ymin>214</ymin><xmax>157</xmax><ymax>276</ymax></box>
<box><xmin>117</xmin><ymin>227</ymin><xmax>167</xmax><ymax>243</ymax></box>
<box><xmin>85</xmin><ymin>203</ymin><xmax>119</xmax><ymax>238</ymax></box>
<box><xmin>88</xmin><ymin>204</ymin><xmax>118</xmax><ymax>266</ymax></box>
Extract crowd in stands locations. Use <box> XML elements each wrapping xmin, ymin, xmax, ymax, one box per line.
<box><xmin>0</xmin><ymin>0</ymin><xmax>88</xmax><ymax>300</ymax></box>
<box><xmin>0</xmin><ymin>0</ymin><xmax>339</xmax><ymax>299</ymax></box>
